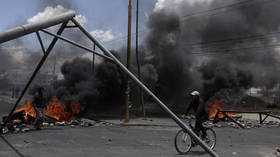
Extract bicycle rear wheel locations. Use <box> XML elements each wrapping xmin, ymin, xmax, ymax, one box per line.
<box><xmin>204</xmin><ymin>128</ymin><xmax>216</xmax><ymax>149</ymax></box>
<box><xmin>174</xmin><ymin>129</ymin><xmax>192</xmax><ymax>154</ymax></box>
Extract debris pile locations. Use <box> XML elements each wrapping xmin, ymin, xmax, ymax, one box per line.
<box><xmin>1</xmin><ymin>118</ymin><xmax>112</xmax><ymax>134</ymax></box>
<box><xmin>274</xmin><ymin>147</ymin><xmax>280</xmax><ymax>157</ymax></box>
<box><xmin>206</xmin><ymin>119</ymin><xmax>280</xmax><ymax>129</ymax></box>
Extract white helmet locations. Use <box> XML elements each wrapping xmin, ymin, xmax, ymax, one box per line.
<box><xmin>190</xmin><ymin>91</ymin><xmax>200</xmax><ymax>96</ymax></box>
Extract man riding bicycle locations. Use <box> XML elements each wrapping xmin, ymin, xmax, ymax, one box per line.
<box><xmin>184</xmin><ymin>91</ymin><xmax>209</xmax><ymax>141</ymax></box>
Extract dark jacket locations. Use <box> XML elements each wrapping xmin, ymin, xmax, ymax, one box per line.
<box><xmin>32</xmin><ymin>92</ymin><xmax>46</xmax><ymax>108</ymax></box>
<box><xmin>185</xmin><ymin>98</ymin><xmax>208</xmax><ymax>118</ymax></box>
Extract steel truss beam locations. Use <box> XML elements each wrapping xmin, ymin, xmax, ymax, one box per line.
<box><xmin>40</xmin><ymin>29</ymin><xmax>113</xmax><ymax>61</ymax></box>
<box><xmin>1</xmin><ymin>21</ymin><xmax>69</xmax><ymax>130</ymax></box>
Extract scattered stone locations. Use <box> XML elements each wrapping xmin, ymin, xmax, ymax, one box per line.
<box><xmin>1</xmin><ymin>127</ymin><xmax>8</xmax><ymax>134</ymax></box>
<box><xmin>15</xmin><ymin>128</ymin><xmax>20</xmax><ymax>132</ymax></box>
<box><xmin>275</xmin><ymin>147</ymin><xmax>280</xmax><ymax>157</ymax></box>
<box><xmin>68</xmin><ymin>120</ymin><xmax>80</xmax><ymax>126</ymax></box>
<box><xmin>80</xmin><ymin>118</ymin><xmax>96</xmax><ymax>127</ymax></box>
<box><xmin>42</xmin><ymin>123</ymin><xmax>49</xmax><ymax>127</ymax></box>
<box><xmin>232</xmin><ymin>152</ymin><xmax>238</xmax><ymax>155</ymax></box>
<box><xmin>50</xmin><ymin>123</ymin><xmax>54</xmax><ymax>127</ymax></box>
<box><xmin>71</xmin><ymin>125</ymin><xmax>75</xmax><ymax>128</ymax></box>
<box><xmin>21</xmin><ymin>128</ymin><xmax>30</xmax><ymax>132</ymax></box>
<box><xmin>24</xmin><ymin>140</ymin><xmax>29</xmax><ymax>143</ymax></box>
<box><xmin>214</xmin><ymin>124</ymin><xmax>223</xmax><ymax>128</ymax></box>
<box><xmin>55</xmin><ymin>122</ymin><xmax>66</xmax><ymax>126</ymax></box>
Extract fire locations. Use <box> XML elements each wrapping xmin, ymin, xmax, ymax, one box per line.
<box><xmin>13</xmin><ymin>97</ymin><xmax>83</xmax><ymax>123</ymax></box>
<box><xmin>208</xmin><ymin>99</ymin><xmax>241</xmax><ymax>120</ymax></box>
<box><xmin>45</xmin><ymin>97</ymin><xmax>83</xmax><ymax>122</ymax></box>
<box><xmin>13</xmin><ymin>100</ymin><xmax>36</xmax><ymax>122</ymax></box>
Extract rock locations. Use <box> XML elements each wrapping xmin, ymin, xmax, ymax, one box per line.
<box><xmin>80</xmin><ymin>118</ymin><xmax>96</xmax><ymax>127</ymax></box>
<box><xmin>24</xmin><ymin>140</ymin><xmax>29</xmax><ymax>143</ymax></box>
<box><xmin>50</xmin><ymin>123</ymin><xmax>54</xmax><ymax>127</ymax></box>
<box><xmin>69</xmin><ymin>120</ymin><xmax>80</xmax><ymax>126</ymax></box>
<box><xmin>232</xmin><ymin>152</ymin><xmax>238</xmax><ymax>155</ymax></box>
<box><xmin>15</xmin><ymin>128</ymin><xmax>20</xmax><ymax>132</ymax></box>
<box><xmin>55</xmin><ymin>122</ymin><xmax>66</xmax><ymax>126</ymax></box>
<box><xmin>2</xmin><ymin>127</ymin><xmax>8</xmax><ymax>134</ymax></box>
<box><xmin>43</xmin><ymin>123</ymin><xmax>49</xmax><ymax>126</ymax></box>
<box><xmin>21</xmin><ymin>128</ymin><xmax>30</xmax><ymax>132</ymax></box>
<box><xmin>255</xmin><ymin>124</ymin><xmax>261</xmax><ymax>128</ymax></box>
<box><xmin>214</xmin><ymin>124</ymin><xmax>223</xmax><ymax>128</ymax></box>
<box><xmin>276</xmin><ymin>147</ymin><xmax>280</xmax><ymax>152</ymax></box>
<box><xmin>71</xmin><ymin>125</ymin><xmax>75</xmax><ymax>128</ymax></box>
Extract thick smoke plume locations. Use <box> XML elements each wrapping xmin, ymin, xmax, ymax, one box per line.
<box><xmin>49</xmin><ymin>55</ymin><xmax>126</xmax><ymax>114</ymax></box>
<box><xmin>143</xmin><ymin>0</ymin><xmax>280</xmax><ymax>104</ymax></box>
<box><xmin>3</xmin><ymin>0</ymin><xmax>280</xmax><ymax>114</ymax></box>
<box><xmin>47</xmin><ymin>0</ymin><xmax>280</xmax><ymax>111</ymax></box>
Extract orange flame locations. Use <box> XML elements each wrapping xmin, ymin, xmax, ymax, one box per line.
<box><xmin>45</xmin><ymin>97</ymin><xmax>83</xmax><ymax>122</ymax></box>
<box><xmin>13</xmin><ymin>97</ymin><xmax>83</xmax><ymax>123</ymax></box>
<box><xmin>13</xmin><ymin>100</ymin><xmax>36</xmax><ymax>121</ymax></box>
<box><xmin>208</xmin><ymin>99</ymin><xmax>224</xmax><ymax>118</ymax></box>
<box><xmin>208</xmin><ymin>99</ymin><xmax>241</xmax><ymax>120</ymax></box>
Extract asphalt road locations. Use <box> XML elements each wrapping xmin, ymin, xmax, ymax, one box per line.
<box><xmin>0</xmin><ymin>125</ymin><xmax>279</xmax><ymax>157</ymax></box>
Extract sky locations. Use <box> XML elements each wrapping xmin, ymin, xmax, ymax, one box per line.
<box><xmin>0</xmin><ymin>0</ymin><xmax>158</xmax><ymax>49</ymax></box>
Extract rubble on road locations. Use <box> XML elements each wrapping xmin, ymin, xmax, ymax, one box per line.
<box><xmin>206</xmin><ymin>118</ymin><xmax>280</xmax><ymax>129</ymax></box>
<box><xmin>274</xmin><ymin>147</ymin><xmax>280</xmax><ymax>157</ymax></box>
<box><xmin>0</xmin><ymin>118</ymin><xmax>112</xmax><ymax>134</ymax></box>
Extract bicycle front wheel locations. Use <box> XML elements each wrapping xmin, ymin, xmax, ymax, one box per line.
<box><xmin>205</xmin><ymin>128</ymin><xmax>216</xmax><ymax>149</ymax></box>
<box><xmin>174</xmin><ymin>129</ymin><xmax>192</xmax><ymax>154</ymax></box>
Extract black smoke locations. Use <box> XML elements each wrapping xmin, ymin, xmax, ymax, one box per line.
<box><xmin>141</xmin><ymin>0</ymin><xmax>280</xmax><ymax>105</ymax></box>
<box><xmin>50</xmin><ymin>55</ymin><xmax>126</xmax><ymax>114</ymax></box>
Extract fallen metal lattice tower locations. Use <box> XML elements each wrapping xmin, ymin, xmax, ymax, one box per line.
<box><xmin>0</xmin><ymin>11</ymin><xmax>219</xmax><ymax>157</ymax></box>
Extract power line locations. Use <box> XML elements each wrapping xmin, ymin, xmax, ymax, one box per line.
<box><xmin>181</xmin><ymin>0</ymin><xmax>255</xmax><ymax>19</ymax></box>
<box><xmin>180</xmin><ymin>0</ymin><xmax>277</xmax><ymax>22</ymax></box>
<box><xmin>186</xmin><ymin>42</ymin><xmax>280</xmax><ymax>56</ymax></box>
<box><xmin>96</xmin><ymin>0</ymin><xmax>279</xmax><ymax>51</ymax></box>
<box><xmin>188</xmin><ymin>31</ymin><xmax>280</xmax><ymax>47</ymax></box>
<box><xmin>103</xmin><ymin>0</ymin><xmax>278</xmax><ymax>46</ymax></box>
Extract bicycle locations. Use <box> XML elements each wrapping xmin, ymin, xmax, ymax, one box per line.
<box><xmin>174</xmin><ymin>116</ymin><xmax>216</xmax><ymax>154</ymax></box>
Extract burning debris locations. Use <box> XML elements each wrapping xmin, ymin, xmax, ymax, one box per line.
<box><xmin>11</xmin><ymin>97</ymin><xmax>83</xmax><ymax>123</ymax></box>
<box><xmin>205</xmin><ymin>97</ymin><xmax>280</xmax><ymax>129</ymax></box>
<box><xmin>208</xmin><ymin>99</ymin><xmax>242</xmax><ymax>120</ymax></box>
<box><xmin>1</xmin><ymin>97</ymin><xmax>89</xmax><ymax>134</ymax></box>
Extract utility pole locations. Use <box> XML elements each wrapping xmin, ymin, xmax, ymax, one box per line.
<box><xmin>125</xmin><ymin>0</ymin><xmax>132</xmax><ymax>123</ymax></box>
<box><xmin>135</xmin><ymin>0</ymin><xmax>146</xmax><ymax>118</ymax></box>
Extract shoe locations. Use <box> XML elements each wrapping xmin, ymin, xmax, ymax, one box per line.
<box><xmin>203</xmin><ymin>137</ymin><xmax>210</xmax><ymax>143</ymax></box>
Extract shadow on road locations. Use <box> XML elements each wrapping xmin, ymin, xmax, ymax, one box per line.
<box><xmin>175</xmin><ymin>150</ymin><xmax>208</xmax><ymax>156</ymax></box>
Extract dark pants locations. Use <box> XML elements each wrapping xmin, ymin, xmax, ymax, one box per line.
<box><xmin>195</xmin><ymin>114</ymin><xmax>209</xmax><ymax>138</ymax></box>
<box><xmin>34</xmin><ymin>107</ymin><xmax>44</xmax><ymax>130</ymax></box>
